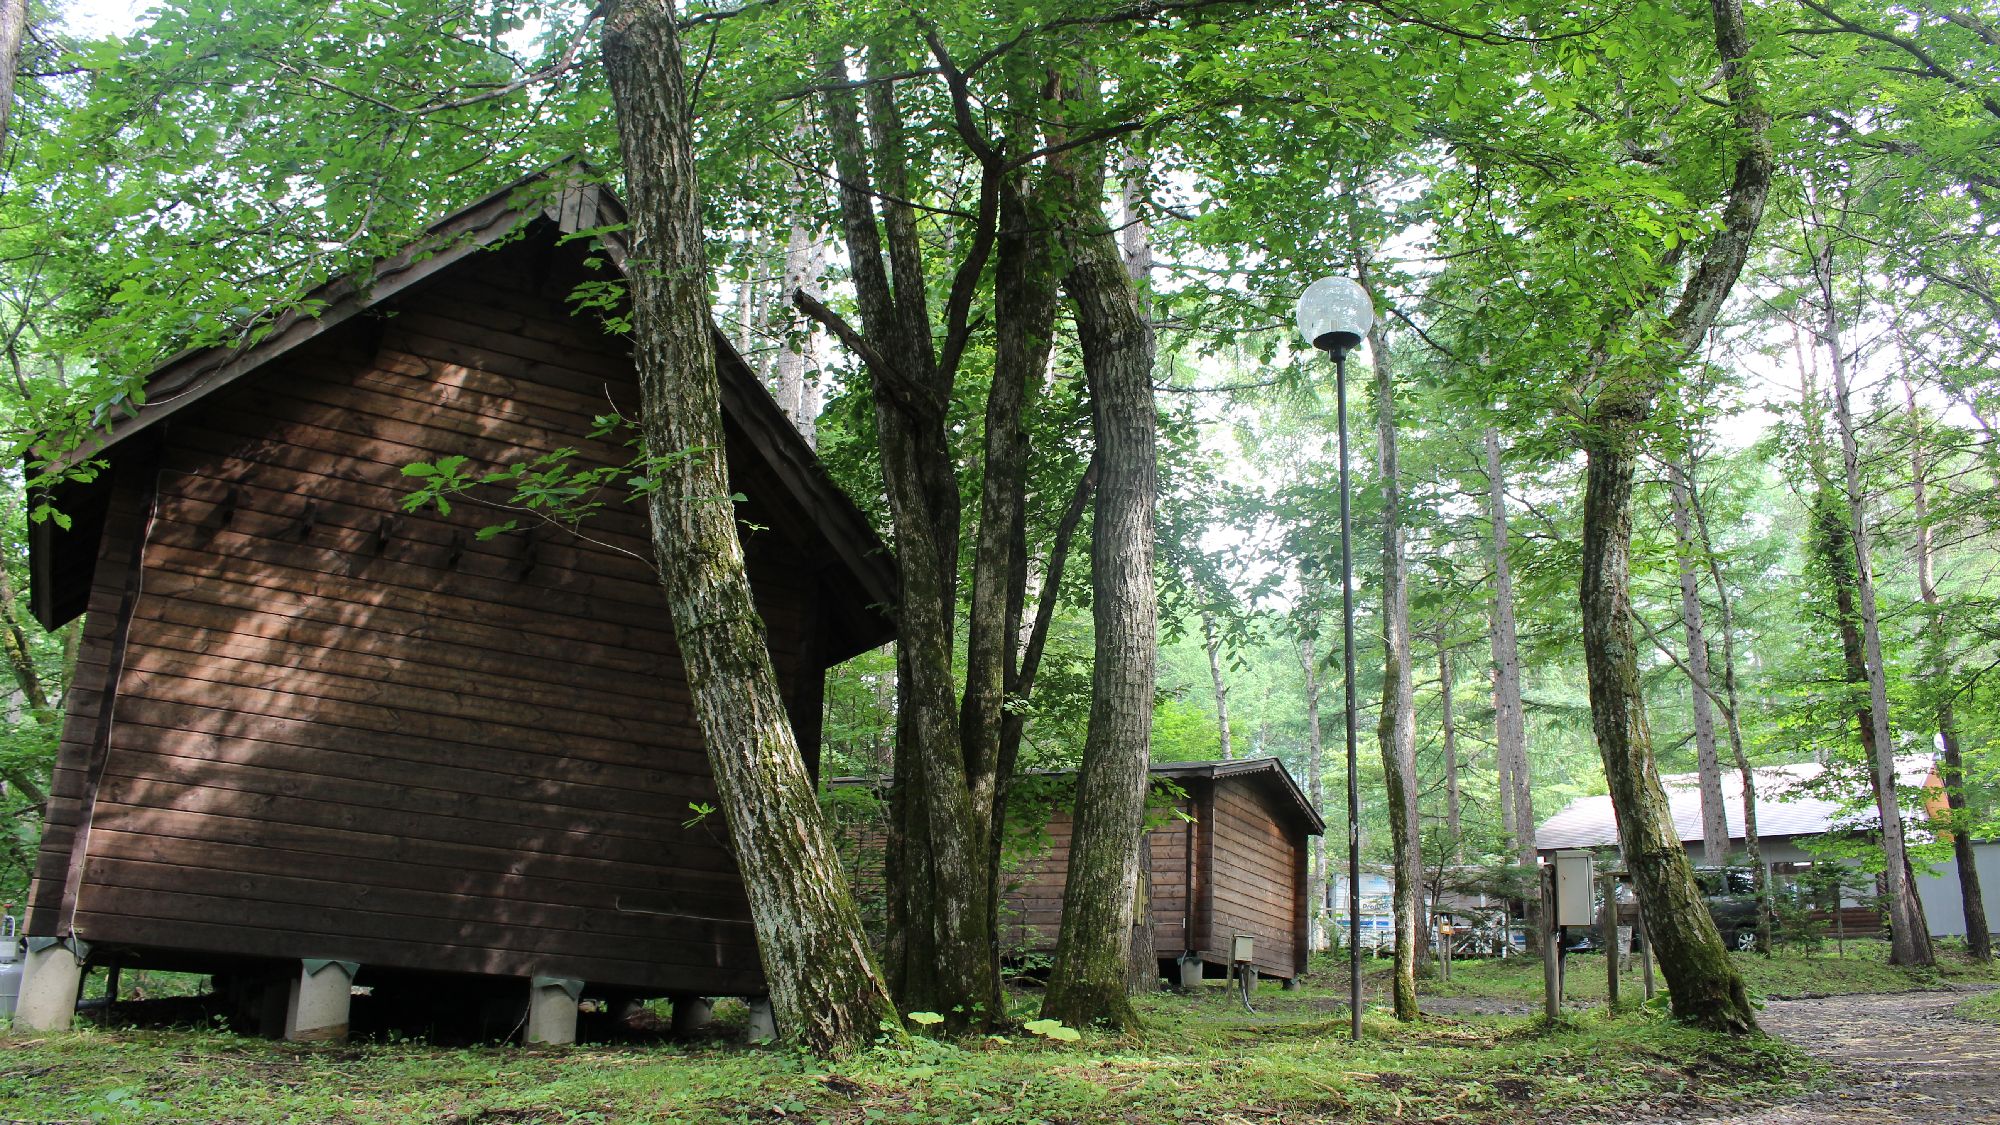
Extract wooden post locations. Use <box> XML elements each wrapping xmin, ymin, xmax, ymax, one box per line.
<box><xmin>1541</xmin><ymin>864</ymin><xmax>1559</xmax><ymax>1021</ymax></box>
<box><xmin>1600</xmin><ymin>873</ymin><xmax>1619</xmax><ymax>1009</ymax></box>
<box><xmin>1637</xmin><ymin>902</ymin><xmax>1655</xmax><ymax>1001</ymax></box>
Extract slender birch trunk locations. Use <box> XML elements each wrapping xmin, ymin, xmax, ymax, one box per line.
<box><xmin>1372</xmin><ymin>321</ymin><xmax>1423</xmax><ymax>1018</ymax></box>
<box><xmin>1300</xmin><ymin>619</ymin><xmax>1328</xmax><ymax>949</ymax></box>
<box><xmin>1485</xmin><ymin>427</ymin><xmax>1536</xmax><ymax>945</ymax></box>
<box><xmin>1440</xmin><ymin>634</ymin><xmax>1460</xmax><ymax>851</ymax></box>
<box><xmin>1669</xmin><ymin>473</ymin><xmax>1730</xmax><ymax>865</ymax></box>
<box><xmin>1202</xmin><ymin>612</ymin><xmax>1233</xmax><ymax>760</ymax></box>
<box><xmin>600</xmin><ymin>0</ymin><xmax>897</xmax><ymax>1052</ymax></box>
<box><xmin>1814</xmin><ymin>240</ymin><xmax>1935</xmax><ymax>967</ymax></box>
<box><xmin>1683</xmin><ymin>467</ymin><xmax>1770</xmax><ymax>950</ymax></box>
<box><xmin>1905</xmin><ymin>384</ymin><xmax>1989</xmax><ymax>960</ymax></box>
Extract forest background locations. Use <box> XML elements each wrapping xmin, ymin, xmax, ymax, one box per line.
<box><xmin>0</xmin><ymin>0</ymin><xmax>1994</xmax><ymax>1032</ymax></box>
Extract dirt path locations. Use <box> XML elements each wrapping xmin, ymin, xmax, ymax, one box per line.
<box><xmin>1618</xmin><ymin>989</ymin><xmax>2000</xmax><ymax>1123</ymax></box>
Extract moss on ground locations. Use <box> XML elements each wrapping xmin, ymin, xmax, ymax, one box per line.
<box><xmin>0</xmin><ymin>980</ymin><xmax>1826</xmax><ymax>1124</ymax></box>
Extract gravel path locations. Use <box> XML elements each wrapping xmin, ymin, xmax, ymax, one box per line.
<box><xmin>1619</xmin><ymin>989</ymin><xmax>2000</xmax><ymax>1124</ymax></box>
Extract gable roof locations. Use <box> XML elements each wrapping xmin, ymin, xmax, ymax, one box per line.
<box><xmin>1535</xmin><ymin>756</ymin><xmax>1940</xmax><ymax>851</ymax></box>
<box><xmin>828</xmin><ymin>756</ymin><xmax>1325</xmax><ymax>836</ymax></box>
<box><xmin>29</xmin><ymin>166</ymin><xmax>897</xmax><ymax>652</ymax></box>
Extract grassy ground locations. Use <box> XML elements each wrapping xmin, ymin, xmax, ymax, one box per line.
<box><xmin>1956</xmin><ymin>988</ymin><xmax>2000</xmax><ymax>1024</ymax></box>
<box><xmin>0</xmin><ymin>980</ymin><xmax>1823</xmax><ymax>1125</ymax></box>
<box><xmin>1407</xmin><ymin>938</ymin><xmax>2000</xmax><ymax>1006</ymax></box>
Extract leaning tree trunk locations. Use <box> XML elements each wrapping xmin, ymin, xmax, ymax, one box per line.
<box><xmin>1818</xmin><ymin>250</ymin><xmax>1934</xmax><ymax>968</ymax></box>
<box><xmin>1906</xmin><ymin>386</ymin><xmax>1991</xmax><ymax>961</ymax></box>
<box><xmin>1670</xmin><ymin>474</ymin><xmax>1730</xmax><ymax>866</ymax></box>
<box><xmin>1575</xmin><ymin>0</ymin><xmax>1768</xmax><ymax>1035</ymax></box>
<box><xmin>1484</xmin><ymin>427</ymin><xmax>1537</xmax><ymax>949</ymax></box>
<box><xmin>1371</xmin><ymin>320</ymin><xmax>1423</xmax><ymax>1019</ymax></box>
<box><xmin>1581</xmin><ymin>425</ymin><xmax>1755</xmax><ymax>1034</ymax></box>
<box><xmin>1042</xmin><ymin>136</ymin><xmax>1158</xmax><ymax>1033</ymax></box>
<box><xmin>600</xmin><ymin>0</ymin><xmax>898</xmax><ymax>1053</ymax></box>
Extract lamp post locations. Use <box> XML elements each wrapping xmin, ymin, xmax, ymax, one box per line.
<box><xmin>1296</xmin><ymin>276</ymin><xmax>1374</xmax><ymax>1041</ymax></box>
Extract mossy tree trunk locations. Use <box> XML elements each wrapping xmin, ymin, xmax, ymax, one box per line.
<box><xmin>1576</xmin><ymin>0</ymin><xmax>1768</xmax><ymax>1035</ymax></box>
<box><xmin>1371</xmin><ymin>321</ymin><xmax>1422</xmax><ymax>1019</ymax></box>
<box><xmin>1042</xmin><ymin>110</ymin><xmax>1158</xmax><ymax>1031</ymax></box>
<box><xmin>600</xmin><ymin>0</ymin><xmax>898</xmax><ymax>1053</ymax></box>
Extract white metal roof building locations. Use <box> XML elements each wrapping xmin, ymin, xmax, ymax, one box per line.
<box><xmin>1535</xmin><ymin>757</ymin><xmax>1940</xmax><ymax>860</ymax></box>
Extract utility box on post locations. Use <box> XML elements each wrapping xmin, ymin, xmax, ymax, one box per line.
<box><xmin>1554</xmin><ymin>850</ymin><xmax>1596</xmax><ymax>927</ymax></box>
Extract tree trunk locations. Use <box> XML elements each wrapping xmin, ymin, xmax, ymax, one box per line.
<box><xmin>599</xmin><ymin>0</ymin><xmax>897</xmax><ymax>1053</ymax></box>
<box><xmin>1371</xmin><ymin>322</ymin><xmax>1422</xmax><ymax>1018</ymax></box>
<box><xmin>1581</xmin><ymin>427</ymin><xmax>1756</xmax><ymax>1033</ymax></box>
<box><xmin>1683</xmin><ymin>464</ymin><xmax>1771</xmax><ymax>951</ymax></box>
<box><xmin>773</xmin><ymin>115</ymin><xmax>823</xmax><ymax>447</ymax></box>
<box><xmin>1440</xmin><ymin>635</ymin><xmax>1460</xmax><ymax>850</ymax></box>
<box><xmin>0</xmin><ymin>0</ymin><xmax>25</xmax><ymax>154</ymax></box>
<box><xmin>1906</xmin><ymin>386</ymin><xmax>1991</xmax><ymax>961</ymax></box>
<box><xmin>1574</xmin><ymin>0</ymin><xmax>1769</xmax><ymax>1035</ymax></box>
<box><xmin>1042</xmin><ymin>132</ymin><xmax>1158</xmax><ymax>1032</ymax></box>
<box><xmin>1202</xmin><ymin>612</ymin><xmax>1233</xmax><ymax>760</ymax></box>
<box><xmin>1816</xmin><ymin>243</ymin><xmax>1934</xmax><ymax>967</ymax></box>
<box><xmin>1300</xmin><ymin>619</ymin><xmax>1328</xmax><ymax>949</ymax></box>
<box><xmin>1669</xmin><ymin>474</ymin><xmax>1729</xmax><ymax>865</ymax></box>
<box><xmin>813</xmin><ymin>50</ymin><xmax>997</xmax><ymax>1028</ymax></box>
<box><xmin>1484</xmin><ymin>427</ymin><xmax>1536</xmax><ymax>947</ymax></box>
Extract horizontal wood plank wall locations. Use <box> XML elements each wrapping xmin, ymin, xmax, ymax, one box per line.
<box><xmin>36</xmin><ymin>239</ymin><xmax>819</xmax><ymax>996</ymax></box>
<box><xmin>1202</xmin><ymin>778</ymin><xmax>1302</xmax><ymax>977</ymax></box>
<box><xmin>1000</xmin><ymin>810</ymin><xmax>1192</xmax><ymax>957</ymax></box>
<box><xmin>24</xmin><ymin>469</ymin><xmax>149</xmax><ymax>931</ymax></box>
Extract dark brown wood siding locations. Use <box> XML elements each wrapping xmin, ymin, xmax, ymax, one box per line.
<box><xmin>1197</xmin><ymin>777</ymin><xmax>1304</xmax><ymax>978</ymax></box>
<box><xmin>1000</xmin><ymin>810</ymin><xmax>1193</xmax><ymax>957</ymax></box>
<box><xmin>25</xmin><ymin>237</ymin><xmax>830</xmax><ymax>996</ymax></box>
<box><xmin>991</xmin><ymin>772</ymin><xmax>1309</xmax><ymax>979</ymax></box>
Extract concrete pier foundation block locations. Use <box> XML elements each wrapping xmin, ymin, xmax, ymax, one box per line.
<box><xmin>1281</xmin><ymin>976</ymin><xmax>1304</xmax><ymax>992</ymax></box>
<box><xmin>526</xmin><ymin>977</ymin><xmax>583</xmax><ymax>1046</ymax></box>
<box><xmin>1177</xmin><ymin>956</ymin><xmax>1205</xmax><ymax>989</ymax></box>
<box><xmin>745</xmin><ymin>996</ymin><xmax>776</xmax><ymax>1043</ymax></box>
<box><xmin>284</xmin><ymin>960</ymin><xmax>357</xmax><ymax>1043</ymax></box>
<box><xmin>671</xmin><ymin>996</ymin><xmax>713</xmax><ymax>1035</ymax></box>
<box><xmin>14</xmin><ymin>938</ymin><xmax>88</xmax><ymax>1031</ymax></box>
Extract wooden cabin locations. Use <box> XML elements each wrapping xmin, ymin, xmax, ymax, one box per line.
<box><xmin>1006</xmin><ymin>759</ymin><xmax>1322</xmax><ymax>985</ymax></box>
<box><xmin>18</xmin><ymin>170</ymin><xmax>895</xmax><ymax>1040</ymax></box>
<box><xmin>832</xmin><ymin>758</ymin><xmax>1322</xmax><ymax>986</ymax></box>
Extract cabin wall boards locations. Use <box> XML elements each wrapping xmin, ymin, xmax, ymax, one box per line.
<box><xmin>21</xmin><ymin>172</ymin><xmax>896</xmax><ymax>1018</ymax></box>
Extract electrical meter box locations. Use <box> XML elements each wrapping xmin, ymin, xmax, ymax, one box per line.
<box><xmin>1231</xmin><ymin>934</ymin><xmax>1255</xmax><ymax>964</ymax></box>
<box><xmin>1553</xmin><ymin>850</ymin><xmax>1596</xmax><ymax>927</ymax></box>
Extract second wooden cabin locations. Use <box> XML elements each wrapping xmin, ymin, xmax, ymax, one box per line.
<box><xmin>835</xmin><ymin>757</ymin><xmax>1322</xmax><ymax>986</ymax></box>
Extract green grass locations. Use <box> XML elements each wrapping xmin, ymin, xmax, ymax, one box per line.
<box><xmin>1401</xmin><ymin>939</ymin><xmax>2000</xmax><ymax>1006</ymax></box>
<box><xmin>1955</xmin><ymin>988</ymin><xmax>2000</xmax><ymax>1025</ymax></box>
<box><xmin>0</xmin><ymin>981</ymin><xmax>1826</xmax><ymax>1124</ymax></box>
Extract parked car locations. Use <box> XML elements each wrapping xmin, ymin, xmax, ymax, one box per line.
<box><xmin>1565</xmin><ymin>866</ymin><xmax>1765</xmax><ymax>952</ymax></box>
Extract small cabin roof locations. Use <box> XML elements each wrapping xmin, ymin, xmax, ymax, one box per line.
<box><xmin>830</xmin><ymin>755</ymin><xmax>1325</xmax><ymax>836</ymax></box>
<box><xmin>1535</xmin><ymin>756</ymin><xmax>1940</xmax><ymax>851</ymax></box>
<box><xmin>29</xmin><ymin>165</ymin><xmax>897</xmax><ymax>658</ymax></box>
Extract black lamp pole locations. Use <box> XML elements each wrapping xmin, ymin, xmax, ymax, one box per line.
<box><xmin>1318</xmin><ymin>330</ymin><xmax>1364</xmax><ymax>1041</ymax></box>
